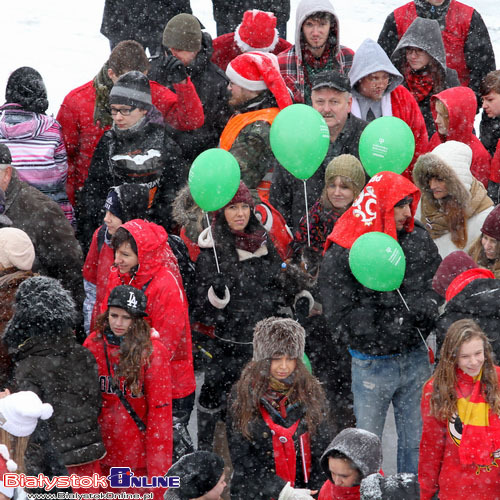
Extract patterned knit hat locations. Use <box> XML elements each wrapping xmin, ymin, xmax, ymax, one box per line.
<box><xmin>235</xmin><ymin>10</ymin><xmax>279</xmax><ymax>53</ymax></box>
<box><xmin>226</xmin><ymin>52</ymin><xmax>292</xmax><ymax>109</ymax></box>
<box><xmin>324</xmin><ymin>154</ymin><xmax>366</xmax><ymax>198</ymax></box>
<box><xmin>109</xmin><ymin>71</ymin><xmax>152</xmax><ymax>110</ymax></box>
<box><xmin>5</xmin><ymin>67</ymin><xmax>48</xmax><ymax>114</ymax></box>
<box><xmin>163</xmin><ymin>13</ymin><xmax>202</xmax><ymax>52</ymax></box>
<box><xmin>0</xmin><ymin>227</ymin><xmax>35</xmax><ymax>270</ymax></box>
<box><xmin>481</xmin><ymin>204</ymin><xmax>500</xmax><ymax>241</ymax></box>
<box><xmin>0</xmin><ymin>391</ymin><xmax>53</xmax><ymax>437</ymax></box>
<box><xmin>253</xmin><ymin>317</ymin><xmax>305</xmax><ymax>361</ymax></box>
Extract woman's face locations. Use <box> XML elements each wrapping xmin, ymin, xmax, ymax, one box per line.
<box><xmin>224</xmin><ymin>202</ymin><xmax>251</xmax><ymax>231</ymax></box>
<box><xmin>270</xmin><ymin>355</ymin><xmax>297</xmax><ymax>380</ymax></box>
<box><xmin>327</xmin><ymin>176</ymin><xmax>355</xmax><ymax>210</ymax></box>
<box><xmin>457</xmin><ymin>336</ymin><xmax>485</xmax><ymax>377</ymax></box>
<box><xmin>114</xmin><ymin>242</ymin><xmax>139</xmax><ymax>274</ymax></box>
<box><xmin>481</xmin><ymin>233</ymin><xmax>498</xmax><ymax>260</ymax></box>
<box><xmin>328</xmin><ymin>457</ymin><xmax>361</xmax><ymax>487</ymax></box>
<box><xmin>405</xmin><ymin>46</ymin><xmax>432</xmax><ymax>71</ymax></box>
<box><xmin>111</xmin><ymin>104</ymin><xmax>147</xmax><ymax>130</ymax></box>
<box><xmin>435</xmin><ymin>104</ymin><xmax>449</xmax><ymax>135</ymax></box>
<box><xmin>429</xmin><ymin>177</ymin><xmax>448</xmax><ymax>199</ymax></box>
<box><xmin>108</xmin><ymin>306</ymin><xmax>133</xmax><ymax>336</ymax></box>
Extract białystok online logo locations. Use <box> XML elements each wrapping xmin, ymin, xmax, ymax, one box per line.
<box><xmin>3</xmin><ymin>468</ymin><xmax>180</xmax><ymax>490</ymax></box>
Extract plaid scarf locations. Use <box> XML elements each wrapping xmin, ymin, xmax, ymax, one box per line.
<box><xmin>232</xmin><ymin>227</ymin><xmax>267</xmax><ymax>254</ymax></box>
<box><xmin>404</xmin><ymin>64</ymin><xmax>434</xmax><ymax>102</ymax></box>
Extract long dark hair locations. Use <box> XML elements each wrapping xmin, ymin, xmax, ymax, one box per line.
<box><xmin>231</xmin><ymin>358</ymin><xmax>327</xmax><ymax>440</ymax></box>
<box><xmin>95</xmin><ymin>310</ymin><xmax>152</xmax><ymax>397</ymax></box>
<box><xmin>429</xmin><ymin>319</ymin><xmax>500</xmax><ymax>420</ymax></box>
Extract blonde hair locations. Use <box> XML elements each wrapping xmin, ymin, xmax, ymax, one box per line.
<box><xmin>0</xmin><ymin>429</ymin><xmax>28</xmax><ymax>474</ymax></box>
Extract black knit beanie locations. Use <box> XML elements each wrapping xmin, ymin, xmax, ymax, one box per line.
<box><xmin>5</xmin><ymin>67</ymin><xmax>49</xmax><ymax>114</ymax></box>
<box><xmin>166</xmin><ymin>451</ymin><xmax>224</xmax><ymax>499</ymax></box>
<box><xmin>104</xmin><ymin>184</ymin><xmax>149</xmax><ymax>223</ymax></box>
<box><xmin>109</xmin><ymin>71</ymin><xmax>152</xmax><ymax>110</ymax></box>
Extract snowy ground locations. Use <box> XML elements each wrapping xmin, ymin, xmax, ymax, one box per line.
<box><xmin>1</xmin><ymin>0</ymin><xmax>499</xmax><ymax>476</ymax></box>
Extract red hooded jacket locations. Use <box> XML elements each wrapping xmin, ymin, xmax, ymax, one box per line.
<box><xmin>429</xmin><ymin>87</ymin><xmax>491</xmax><ymax>186</ymax></box>
<box><xmin>57</xmin><ymin>79</ymin><xmax>204</xmax><ymax>205</ymax></box>
<box><xmin>84</xmin><ymin>330</ymin><xmax>172</xmax><ymax>480</ymax></box>
<box><xmin>98</xmin><ymin>220</ymin><xmax>195</xmax><ymax>400</ymax></box>
<box><xmin>325</xmin><ymin>171</ymin><xmax>421</xmax><ymax>251</ymax></box>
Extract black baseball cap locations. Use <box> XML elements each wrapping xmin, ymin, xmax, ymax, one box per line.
<box><xmin>311</xmin><ymin>71</ymin><xmax>351</xmax><ymax>93</ymax></box>
<box><xmin>108</xmin><ymin>285</ymin><xmax>147</xmax><ymax>317</ymax></box>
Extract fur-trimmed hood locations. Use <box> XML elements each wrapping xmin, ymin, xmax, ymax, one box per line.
<box><xmin>3</xmin><ymin>276</ymin><xmax>77</xmax><ymax>348</ymax></box>
<box><xmin>412</xmin><ymin>149</ymin><xmax>471</xmax><ymax>208</ymax></box>
<box><xmin>171</xmin><ymin>185</ymin><xmax>206</xmax><ymax>243</ymax></box>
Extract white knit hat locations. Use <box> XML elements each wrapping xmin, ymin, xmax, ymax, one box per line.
<box><xmin>226</xmin><ymin>51</ymin><xmax>292</xmax><ymax>110</ymax></box>
<box><xmin>235</xmin><ymin>10</ymin><xmax>279</xmax><ymax>53</ymax></box>
<box><xmin>431</xmin><ymin>141</ymin><xmax>473</xmax><ymax>191</ymax></box>
<box><xmin>0</xmin><ymin>227</ymin><xmax>35</xmax><ymax>270</ymax></box>
<box><xmin>0</xmin><ymin>391</ymin><xmax>53</xmax><ymax>437</ymax></box>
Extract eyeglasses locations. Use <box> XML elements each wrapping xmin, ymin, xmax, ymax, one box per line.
<box><xmin>405</xmin><ymin>47</ymin><xmax>426</xmax><ymax>56</ymax></box>
<box><xmin>110</xmin><ymin>106</ymin><xmax>136</xmax><ymax>116</ymax></box>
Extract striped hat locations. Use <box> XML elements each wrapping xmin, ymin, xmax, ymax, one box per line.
<box><xmin>109</xmin><ymin>71</ymin><xmax>152</xmax><ymax>110</ymax></box>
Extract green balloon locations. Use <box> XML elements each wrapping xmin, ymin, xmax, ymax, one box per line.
<box><xmin>303</xmin><ymin>353</ymin><xmax>312</xmax><ymax>374</ymax></box>
<box><xmin>349</xmin><ymin>232</ymin><xmax>406</xmax><ymax>292</ymax></box>
<box><xmin>270</xmin><ymin>104</ymin><xmax>330</xmax><ymax>180</ymax></box>
<box><xmin>188</xmin><ymin>149</ymin><xmax>241</xmax><ymax>212</ymax></box>
<box><xmin>358</xmin><ymin>117</ymin><xmax>415</xmax><ymax>177</ymax></box>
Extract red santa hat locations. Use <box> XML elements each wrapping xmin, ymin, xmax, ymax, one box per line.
<box><xmin>0</xmin><ymin>444</ymin><xmax>17</xmax><ymax>473</ymax></box>
<box><xmin>226</xmin><ymin>51</ymin><xmax>292</xmax><ymax>110</ymax></box>
<box><xmin>235</xmin><ymin>10</ymin><xmax>279</xmax><ymax>53</ymax></box>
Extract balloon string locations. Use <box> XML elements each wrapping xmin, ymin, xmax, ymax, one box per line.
<box><xmin>396</xmin><ymin>288</ymin><xmax>434</xmax><ymax>364</ymax></box>
<box><xmin>303</xmin><ymin>180</ymin><xmax>311</xmax><ymax>247</ymax></box>
<box><xmin>205</xmin><ymin>212</ymin><xmax>221</xmax><ymax>274</ymax></box>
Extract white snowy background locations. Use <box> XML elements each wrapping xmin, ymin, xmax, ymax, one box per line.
<box><xmin>1</xmin><ymin>0</ymin><xmax>499</xmax><ymax>475</ymax></box>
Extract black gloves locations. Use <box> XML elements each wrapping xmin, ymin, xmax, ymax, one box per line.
<box><xmin>212</xmin><ymin>274</ymin><xmax>227</xmax><ymax>299</ymax></box>
<box><xmin>163</xmin><ymin>55</ymin><xmax>188</xmax><ymax>84</ymax></box>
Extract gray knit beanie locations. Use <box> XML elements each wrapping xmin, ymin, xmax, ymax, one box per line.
<box><xmin>163</xmin><ymin>14</ymin><xmax>202</xmax><ymax>52</ymax></box>
<box><xmin>253</xmin><ymin>317</ymin><xmax>305</xmax><ymax>361</ymax></box>
<box><xmin>109</xmin><ymin>71</ymin><xmax>152</xmax><ymax>110</ymax></box>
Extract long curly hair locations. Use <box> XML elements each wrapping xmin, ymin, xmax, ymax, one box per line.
<box><xmin>468</xmin><ymin>234</ymin><xmax>500</xmax><ymax>277</ymax></box>
<box><xmin>429</xmin><ymin>319</ymin><xmax>500</xmax><ymax>420</ymax></box>
<box><xmin>95</xmin><ymin>310</ymin><xmax>152</xmax><ymax>397</ymax></box>
<box><xmin>231</xmin><ymin>358</ymin><xmax>327</xmax><ymax>440</ymax></box>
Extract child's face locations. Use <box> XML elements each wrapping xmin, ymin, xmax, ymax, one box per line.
<box><xmin>482</xmin><ymin>91</ymin><xmax>500</xmax><ymax>118</ymax></box>
<box><xmin>103</xmin><ymin>211</ymin><xmax>123</xmax><ymax>236</ymax></box>
<box><xmin>328</xmin><ymin>457</ymin><xmax>361</xmax><ymax>487</ymax></box>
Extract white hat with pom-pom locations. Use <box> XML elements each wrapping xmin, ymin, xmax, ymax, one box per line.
<box><xmin>0</xmin><ymin>391</ymin><xmax>53</xmax><ymax>437</ymax></box>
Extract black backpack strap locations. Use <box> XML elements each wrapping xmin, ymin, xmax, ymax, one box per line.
<box><xmin>104</xmin><ymin>342</ymin><xmax>146</xmax><ymax>432</ymax></box>
<box><xmin>97</xmin><ymin>225</ymin><xmax>107</xmax><ymax>253</ymax></box>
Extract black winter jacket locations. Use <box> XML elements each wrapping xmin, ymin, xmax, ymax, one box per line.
<box><xmin>435</xmin><ymin>278</ymin><xmax>500</xmax><ymax>360</ymax></box>
<box><xmin>10</xmin><ymin>336</ymin><xmax>105</xmax><ymax>466</ymax></box>
<box><xmin>77</xmin><ymin>110</ymin><xmax>187</xmax><ymax>252</ymax></box>
<box><xmin>270</xmin><ymin>113</ymin><xmax>367</xmax><ymax>230</ymax></box>
<box><xmin>319</xmin><ymin>222</ymin><xmax>442</xmax><ymax>356</ymax></box>
<box><xmin>227</xmin><ymin>394</ymin><xmax>332</xmax><ymax>499</ymax></box>
<box><xmin>151</xmin><ymin>32</ymin><xmax>232</xmax><ymax>163</ymax></box>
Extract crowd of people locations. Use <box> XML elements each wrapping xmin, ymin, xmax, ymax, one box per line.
<box><xmin>1</xmin><ymin>0</ymin><xmax>500</xmax><ymax>499</ymax></box>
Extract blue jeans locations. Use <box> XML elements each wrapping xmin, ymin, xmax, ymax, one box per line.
<box><xmin>351</xmin><ymin>348</ymin><xmax>431</xmax><ymax>474</ymax></box>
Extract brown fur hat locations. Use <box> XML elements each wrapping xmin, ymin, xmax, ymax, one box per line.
<box><xmin>252</xmin><ymin>316</ymin><xmax>305</xmax><ymax>361</ymax></box>
<box><xmin>412</xmin><ymin>151</ymin><xmax>470</xmax><ymax>208</ymax></box>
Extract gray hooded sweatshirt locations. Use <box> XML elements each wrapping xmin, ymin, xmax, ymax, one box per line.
<box><xmin>349</xmin><ymin>38</ymin><xmax>403</xmax><ymax>122</ymax></box>
<box><xmin>391</xmin><ymin>17</ymin><xmax>460</xmax><ymax>135</ymax></box>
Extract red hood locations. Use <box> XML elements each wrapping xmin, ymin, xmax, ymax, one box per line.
<box><xmin>325</xmin><ymin>171</ymin><xmax>421</xmax><ymax>250</ymax></box>
<box><xmin>119</xmin><ymin>219</ymin><xmax>178</xmax><ymax>280</ymax></box>
<box><xmin>445</xmin><ymin>268</ymin><xmax>495</xmax><ymax>302</ymax></box>
<box><xmin>431</xmin><ymin>86</ymin><xmax>476</xmax><ymax>143</ymax></box>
